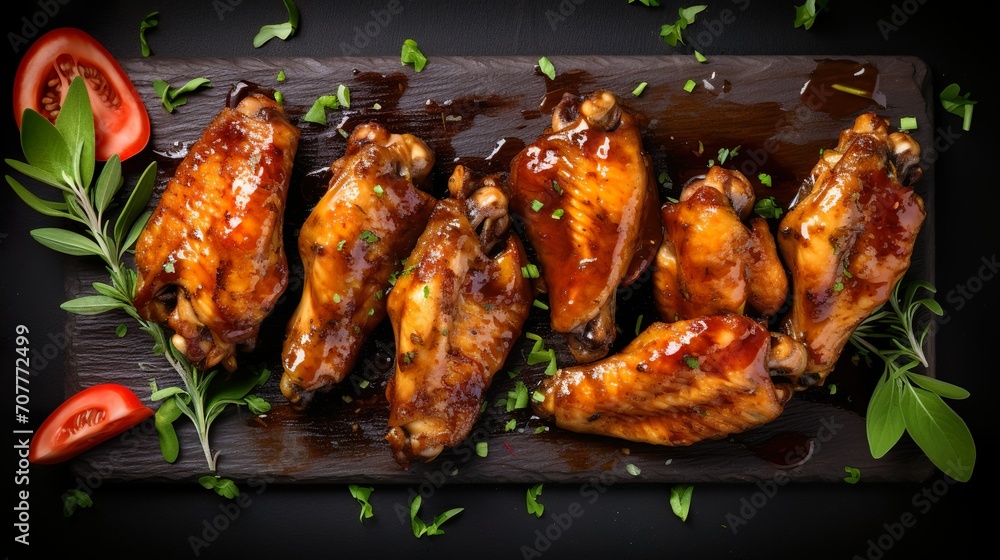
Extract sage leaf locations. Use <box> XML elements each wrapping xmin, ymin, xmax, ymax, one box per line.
<box><xmin>866</xmin><ymin>373</ymin><xmax>905</xmax><ymax>458</ymax></box>
<box><xmin>91</xmin><ymin>281</ymin><xmax>124</xmax><ymax>300</ymax></box>
<box><xmin>31</xmin><ymin>227</ymin><xmax>103</xmax><ymax>257</ymax></box>
<box><xmin>60</xmin><ymin>295</ymin><xmax>126</xmax><ymax>315</ymax></box>
<box><xmin>901</xmin><ymin>384</ymin><xmax>976</xmax><ymax>482</ymax></box>
<box><xmin>54</xmin><ymin>76</ymin><xmax>95</xmax><ymax>186</ymax></box>
<box><xmin>114</xmin><ymin>161</ymin><xmax>157</xmax><ymax>245</ymax></box>
<box><xmin>6</xmin><ymin>176</ymin><xmax>72</xmax><ymax>218</ymax></box>
<box><xmin>150</xmin><ymin>386</ymin><xmax>188</xmax><ymax>401</ymax></box>
<box><xmin>5</xmin><ymin>159</ymin><xmax>70</xmax><ymax>192</ymax></box>
<box><xmin>906</xmin><ymin>372</ymin><xmax>970</xmax><ymax>400</ymax></box>
<box><xmin>93</xmin><ymin>154</ymin><xmax>124</xmax><ymax>214</ymax></box>
<box><xmin>670</xmin><ymin>484</ymin><xmax>693</xmax><ymax>521</ymax></box>
<box><xmin>121</xmin><ymin>210</ymin><xmax>152</xmax><ymax>255</ymax></box>
<box><xmin>244</xmin><ymin>394</ymin><xmax>271</xmax><ymax>415</ymax></box>
<box><xmin>20</xmin><ymin>109</ymin><xmax>72</xmax><ymax>181</ymax></box>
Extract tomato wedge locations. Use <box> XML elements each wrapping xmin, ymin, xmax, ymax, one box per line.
<box><xmin>29</xmin><ymin>383</ymin><xmax>154</xmax><ymax>465</ymax></box>
<box><xmin>13</xmin><ymin>27</ymin><xmax>150</xmax><ymax>161</ymax></box>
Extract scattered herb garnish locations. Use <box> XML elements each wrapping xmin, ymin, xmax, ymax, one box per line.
<box><xmin>683</xmin><ymin>79</ymin><xmax>696</xmax><ymax>92</ymax></box>
<box><xmin>533</xmin><ymin>299</ymin><xmax>549</xmax><ymax>310</ymax></box>
<box><xmin>531</xmin><ymin>199</ymin><xmax>543</xmax><ymax>212</ymax></box>
<box><xmin>409</xmin><ymin>495</ymin><xmax>463</xmax><ymax>538</ymax></box>
<box><xmin>831</xmin><ymin>83</ymin><xmax>871</xmax><ymax>98</ymax></box>
<box><xmin>507</xmin><ymin>381</ymin><xmax>531</xmax><ymax>412</ymax></box>
<box><xmin>753</xmin><ymin>196</ymin><xmax>783</xmax><ymax>219</ymax></box>
<box><xmin>829</xmin><ymin>383</ymin><xmax>838</xmax><ymax>395</ymax></box>
<box><xmin>253</xmin><ymin>0</ymin><xmax>299</xmax><ymax>48</ymax></box>
<box><xmin>849</xmin><ymin>280</ymin><xmax>975</xmax><ymax>482</ymax></box>
<box><xmin>683</xmin><ymin>356</ymin><xmax>700</xmax><ymax>370</ymax></box>
<box><xmin>273</xmin><ymin>91</ymin><xmax>284</xmax><ymax>105</ymax></box>
<box><xmin>632</xmin><ymin>82</ymin><xmax>648</xmax><ymax>97</ymax></box>
<box><xmin>521</xmin><ymin>263</ymin><xmax>540</xmax><ymax>279</ymax></box>
<box><xmin>62</xmin><ymin>489</ymin><xmax>93</xmax><ymax>517</ymax></box>
<box><xmin>525</xmin><ymin>332</ymin><xmax>558</xmax><ymax>376</ymax></box>
<box><xmin>635</xmin><ymin>314</ymin><xmax>644</xmax><ymax>336</ymax></box>
<box><xmin>899</xmin><ymin>116</ymin><xmax>918</xmax><ymax>132</ymax></box>
<box><xmin>758</xmin><ymin>173</ymin><xmax>773</xmax><ymax>187</ymax></box>
<box><xmin>348</xmin><ymin>485</ymin><xmax>374</xmax><ymax>522</ymax></box>
<box><xmin>505</xmin><ymin>418</ymin><xmax>517</xmax><ymax>431</ymax></box>
<box><xmin>6</xmin><ymin>76</ymin><xmax>270</xmax><ymax>493</ymax></box>
<box><xmin>277</xmin><ymin>69</ymin><xmax>286</xmax><ymax>82</ymax></box>
<box><xmin>626</xmin><ymin>463</ymin><xmax>641</xmax><ymax>476</ymax></box>
<box><xmin>199</xmin><ymin>475</ymin><xmax>240</xmax><ymax>499</ymax></box>
<box><xmin>843</xmin><ymin>466</ymin><xmax>861</xmax><ymax>484</ymax></box>
<box><xmin>373</xmin><ymin>185</ymin><xmax>385</xmax><ymax>198</ymax></box>
<box><xmin>717</xmin><ymin>146</ymin><xmax>740</xmax><ymax>165</ymax></box>
<box><xmin>476</xmin><ymin>441</ymin><xmax>488</xmax><ymax>457</ymax></box>
<box><xmin>660</xmin><ymin>5</ymin><xmax>707</xmax><ymax>46</ymax></box>
<box><xmin>303</xmin><ymin>90</ymin><xmax>347</xmax><ymax>125</ymax></box>
<box><xmin>939</xmin><ymin>83</ymin><xmax>975</xmax><ymax>132</ymax></box>
<box><xmin>694</xmin><ymin>50</ymin><xmax>707</xmax><ymax>63</ymax></box>
<box><xmin>401</xmin><ymin>39</ymin><xmax>428</xmax><ymax>72</ymax></box>
<box><xmin>538</xmin><ymin>56</ymin><xmax>557</xmax><ymax>80</ymax></box>
<box><xmin>794</xmin><ymin>0</ymin><xmax>828</xmax><ymax>30</ymax></box>
<box><xmin>630</xmin><ymin>0</ymin><xmax>661</xmax><ymax>6</ymax></box>
<box><xmin>152</xmin><ymin>78</ymin><xmax>213</xmax><ymax>113</ymax></box>
<box><xmin>551</xmin><ymin>208</ymin><xmax>565</xmax><ymax>219</ymax></box>
<box><xmin>360</xmin><ymin>229</ymin><xmax>379</xmax><ymax>244</ymax></box>
<box><xmin>372</xmin><ymin>102</ymin><xmax>382</xmax><ymax>110</ymax></box>
<box><xmin>670</xmin><ymin>484</ymin><xmax>693</xmax><ymax>521</ymax></box>
<box><xmin>139</xmin><ymin>11</ymin><xmax>159</xmax><ymax>57</ymax></box>
<box><xmin>526</xmin><ymin>484</ymin><xmax>545</xmax><ymax>517</ymax></box>
<box><xmin>116</xmin><ymin>323</ymin><xmax>128</xmax><ymax>337</ymax></box>
<box><xmin>336</xmin><ymin>84</ymin><xmax>351</xmax><ymax>109</ymax></box>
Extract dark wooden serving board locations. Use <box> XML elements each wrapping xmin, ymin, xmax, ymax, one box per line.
<box><xmin>63</xmin><ymin>55</ymin><xmax>936</xmax><ymax>484</ymax></box>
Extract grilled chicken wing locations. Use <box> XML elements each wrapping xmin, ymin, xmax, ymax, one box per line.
<box><xmin>385</xmin><ymin>166</ymin><xmax>533</xmax><ymax>465</ymax></box>
<box><xmin>280</xmin><ymin>123</ymin><xmax>437</xmax><ymax>410</ymax></box>
<box><xmin>777</xmin><ymin>113</ymin><xmax>925</xmax><ymax>384</ymax></box>
<box><xmin>133</xmin><ymin>86</ymin><xmax>299</xmax><ymax>372</ymax></box>
<box><xmin>654</xmin><ymin>166</ymin><xmax>787</xmax><ymax>322</ymax></box>
<box><xmin>533</xmin><ymin>314</ymin><xmax>805</xmax><ymax>446</ymax></box>
<box><xmin>509</xmin><ymin>91</ymin><xmax>661</xmax><ymax>363</ymax></box>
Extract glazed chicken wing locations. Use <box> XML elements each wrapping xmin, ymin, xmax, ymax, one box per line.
<box><xmin>778</xmin><ymin>113</ymin><xmax>925</xmax><ymax>384</ymax></box>
<box><xmin>533</xmin><ymin>314</ymin><xmax>806</xmax><ymax>446</ymax></box>
<box><xmin>509</xmin><ymin>91</ymin><xmax>661</xmax><ymax>363</ymax></box>
<box><xmin>280</xmin><ymin>123</ymin><xmax>437</xmax><ymax>410</ymax></box>
<box><xmin>654</xmin><ymin>166</ymin><xmax>787</xmax><ymax>322</ymax></box>
<box><xmin>133</xmin><ymin>86</ymin><xmax>299</xmax><ymax>372</ymax></box>
<box><xmin>385</xmin><ymin>166</ymin><xmax>533</xmax><ymax>465</ymax></box>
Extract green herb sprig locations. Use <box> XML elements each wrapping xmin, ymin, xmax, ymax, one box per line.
<box><xmin>153</xmin><ymin>78</ymin><xmax>213</xmax><ymax>113</ymax></box>
<box><xmin>660</xmin><ymin>5</ymin><xmax>707</xmax><ymax>46</ymax></box>
<box><xmin>794</xmin><ymin>0</ymin><xmax>828</xmax><ymax>30</ymax></box>
<box><xmin>139</xmin><ymin>11</ymin><xmax>159</xmax><ymax>57</ymax></box>
<box><xmin>850</xmin><ymin>280</ymin><xmax>975</xmax><ymax>482</ymax></box>
<box><xmin>348</xmin><ymin>485</ymin><xmax>375</xmax><ymax>522</ymax></box>
<box><xmin>5</xmin><ymin>76</ymin><xmax>268</xmax><ymax>491</ymax></box>
<box><xmin>526</xmin><ymin>484</ymin><xmax>544</xmax><ymax>517</ymax></box>
<box><xmin>253</xmin><ymin>0</ymin><xmax>299</xmax><ymax>48</ymax></box>
<box><xmin>401</xmin><ymin>39</ymin><xmax>428</xmax><ymax>72</ymax></box>
<box><xmin>409</xmin><ymin>496</ymin><xmax>464</xmax><ymax>538</ymax></box>
<box><xmin>939</xmin><ymin>83</ymin><xmax>975</xmax><ymax>132</ymax></box>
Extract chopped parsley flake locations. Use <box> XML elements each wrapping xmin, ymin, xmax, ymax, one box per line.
<box><xmin>531</xmin><ymin>199</ymin><xmax>543</xmax><ymax>212</ymax></box>
<box><xmin>475</xmin><ymin>441</ymin><xmax>488</xmax><ymax>457</ymax></box>
<box><xmin>374</xmin><ymin>185</ymin><xmax>385</xmax><ymax>198</ymax></box>
<box><xmin>632</xmin><ymin>82</ymin><xmax>648</xmax><ymax>97</ymax></box>
<box><xmin>538</xmin><ymin>56</ymin><xmax>556</xmax><ymax>80</ymax></box>
<box><xmin>684</xmin><ymin>356</ymin><xmax>700</xmax><ymax>369</ymax></box>
<box><xmin>758</xmin><ymin>173</ymin><xmax>773</xmax><ymax>187</ymax></box>
<box><xmin>337</xmin><ymin>239</ymin><xmax>346</xmax><ymax>251</ymax></box>
<box><xmin>360</xmin><ymin>230</ymin><xmax>379</xmax><ymax>244</ymax></box>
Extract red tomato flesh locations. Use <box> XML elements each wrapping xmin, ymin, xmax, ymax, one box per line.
<box><xmin>29</xmin><ymin>383</ymin><xmax>154</xmax><ymax>465</ymax></box>
<box><xmin>13</xmin><ymin>27</ymin><xmax>150</xmax><ymax>161</ymax></box>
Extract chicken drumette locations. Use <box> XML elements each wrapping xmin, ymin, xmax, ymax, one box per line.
<box><xmin>509</xmin><ymin>91</ymin><xmax>661</xmax><ymax>363</ymax></box>
<box><xmin>777</xmin><ymin>112</ymin><xmax>925</xmax><ymax>384</ymax></box>
<box><xmin>133</xmin><ymin>86</ymin><xmax>300</xmax><ymax>372</ymax></box>
<box><xmin>533</xmin><ymin>313</ymin><xmax>807</xmax><ymax>446</ymax></box>
<box><xmin>280</xmin><ymin>123</ymin><xmax>437</xmax><ymax>410</ymax></box>
<box><xmin>653</xmin><ymin>166</ymin><xmax>787</xmax><ymax>322</ymax></box>
<box><xmin>385</xmin><ymin>165</ymin><xmax>533</xmax><ymax>465</ymax></box>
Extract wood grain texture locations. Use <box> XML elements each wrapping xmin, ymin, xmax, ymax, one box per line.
<box><xmin>64</xmin><ymin>55</ymin><xmax>936</xmax><ymax>484</ymax></box>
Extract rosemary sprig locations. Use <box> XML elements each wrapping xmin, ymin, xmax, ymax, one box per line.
<box><xmin>5</xmin><ymin>76</ymin><xmax>267</xmax><ymax>487</ymax></box>
<box><xmin>850</xmin><ymin>280</ymin><xmax>975</xmax><ymax>482</ymax></box>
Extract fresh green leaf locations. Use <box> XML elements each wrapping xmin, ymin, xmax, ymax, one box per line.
<box><xmin>538</xmin><ymin>56</ymin><xmax>556</xmax><ymax>80</ymax></box>
<box><xmin>348</xmin><ymin>485</ymin><xmax>374</xmax><ymax>522</ymax></box>
<box><xmin>337</xmin><ymin>84</ymin><xmax>351</xmax><ymax>109</ymax></box>
<box><xmin>155</xmin><ymin>396</ymin><xmax>185</xmax><ymax>463</ymax></box>
<box><xmin>526</xmin><ymin>484</ymin><xmax>544</xmax><ymax>517</ymax></box>
<box><xmin>475</xmin><ymin>441</ymin><xmax>488</xmax><ymax>457</ymax></box>
<box><xmin>630</xmin><ymin>0</ymin><xmax>661</xmax><ymax>6</ymax></box>
<box><xmin>843</xmin><ymin>466</ymin><xmax>861</xmax><ymax>484</ymax></box>
<box><xmin>244</xmin><ymin>394</ymin><xmax>271</xmax><ymax>415</ymax></box>
<box><xmin>62</xmin><ymin>489</ymin><xmax>93</xmax><ymax>517</ymax></box>
<box><xmin>121</xmin><ymin>210</ymin><xmax>153</xmax><ymax>255</ymax></box>
<box><xmin>507</xmin><ymin>381</ymin><xmax>531</xmax><ymax>412</ymax></box>
<box><xmin>114</xmin><ymin>162</ymin><xmax>157</xmax><ymax>247</ymax></box>
<box><xmin>253</xmin><ymin>0</ymin><xmax>300</xmax><ymax>47</ymax></box>
<box><xmin>626</xmin><ymin>463</ymin><xmax>641</xmax><ymax>476</ymax></box>
<box><xmin>901</xmin><ymin>384</ymin><xmax>976</xmax><ymax>482</ymax></box>
<box><xmin>659</xmin><ymin>5</ymin><xmax>707</xmax><ymax>46</ymax></box>
<box><xmin>151</xmin><ymin>386</ymin><xmax>189</xmax><ymax>401</ymax></box>
<box><xmin>758</xmin><ymin>173</ymin><xmax>773</xmax><ymax>187</ymax></box>
<box><xmin>5</xmin><ymin>159</ymin><xmax>69</xmax><ymax>192</ymax></box>
<box><xmin>154</xmin><ymin>78</ymin><xmax>213</xmax><ymax>113</ymax></box>
<box><xmin>31</xmin><ymin>228</ymin><xmax>103</xmax><ymax>257</ymax></box>
<box><xmin>694</xmin><ymin>50</ymin><xmax>707</xmax><ymax>63</ymax></box>
<box><xmin>899</xmin><ymin>116</ymin><xmax>918</xmax><ymax>132</ymax></box>
<box><xmin>93</xmin><ymin>154</ymin><xmax>123</xmax><ymax>214</ymax></box>
<box><xmin>277</xmin><ymin>69</ymin><xmax>286</xmax><ymax>82</ymax></box>
<box><xmin>866</xmin><ymin>373</ymin><xmax>905</xmax><ymax>458</ymax></box>
<box><xmin>360</xmin><ymin>229</ymin><xmax>379</xmax><ymax>244</ymax></box>
<box><xmin>410</xmin><ymin>495</ymin><xmax>427</xmax><ymax>537</ymax></box>
<box><xmin>426</xmin><ymin>507</ymin><xmax>464</xmax><ymax>536</ymax></box>
<box><xmin>684</xmin><ymin>356</ymin><xmax>700</xmax><ymax>370</ymax></box>
<box><xmin>939</xmin><ymin>83</ymin><xmax>976</xmax><ymax>132</ymax></box>
<box><xmin>401</xmin><ymin>39</ymin><xmax>428</xmax><ymax>72</ymax></box>
<box><xmin>794</xmin><ymin>0</ymin><xmax>828</xmax><ymax>30</ymax></box>
<box><xmin>206</xmin><ymin>370</ymin><xmax>269</xmax><ymax>422</ymax></box>
<box><xmin>5</xmin><ymin>176</ymin><xmax>71</xmax><ymax>218</ymax></box>
<box><xmin>20</xmin><ymin>109</ymin><xmax>72</xmax><ymax>180</ymax></box>
<box><xmin>753</xmin><ymin>196</ymin><xmax>783</xmax><ymax>219</ymax></box>
<box><xmin>140</xmin><ymin>11</ymin><xmax>160</xmax><ymax>57</ymax></box>
<box><xmin>906</xmin><ymin>372</ymin><xmax>970</xmax><ymax>400</ymax></box>
<box><xmin>670</xmin><ymin>484</ymin><xmax>693</xmax><ymax>521</ymax></box>
<box><xmin>683</xmin><ymin>79</ymin><xmax>696</xmax><ymax>92</ymax></box>
<box><xmin>632</xmin><ymin>82</ymin><xmax>648</xmax><ymax>97</ymax></box>
<box><xmin>199</xmin><ymin>475</ymin><xmax>240</xmax><ymax>499</ymax></box>
<box><xmin>505</xmin><ymin>418</ymin><xmax>517</xmax><ymax>431</ymax></box>
<box><xmin>116</xmin><ymin>323</ymin><xmax>128</xmax><ymax>337</ymax></box>
<box><xmin>54</xmin><ymin>77</ymin><xmax>95</xmax><ymax>187</ymax></box>
<box><xmin>303</xmin><ymin>95</ymin><xmax>341</xmax><ymax>125</ymax></box>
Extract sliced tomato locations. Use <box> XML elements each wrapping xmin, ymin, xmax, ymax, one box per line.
<box><xmin>13</xmin><ymin>27</ymin><xmax>150</xmax><ymax>161</ymax></box>
<box><xmin>29</xmin><ymin>383</ymin><xmax>154</xmax><ymax>465</ymax></box>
